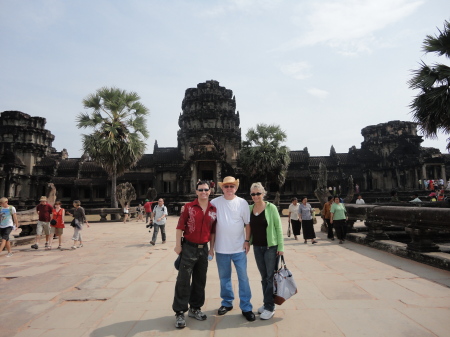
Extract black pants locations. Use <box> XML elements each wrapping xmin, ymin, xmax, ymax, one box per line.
<box><xmin>291</xmin><ymin>219</ymin><xmax>301</xmax><ymax>236</ymax></box>
<box><xmin>172</xmin><ymin>242</ymin><xmax>208</xmax><ymax>313</ymax></box>
<box><xmin>325</xmin><ymin>219</ymin><xmax>334</xmax><ymax>239</ymax></box>
<box><xmin>301</xmin><ymin>219</ymin><xmax>316</xmax><ymax>239</ymax></box>
<box><xmin>334</xmin><ymin>219</ymin><xmax>347</xmax><ymax>241</ymax></box>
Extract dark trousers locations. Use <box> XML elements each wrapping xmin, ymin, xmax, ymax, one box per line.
<box><xmin>172</xmin><ymin>242</ymin><xmax>208</xmax><ymax>313</ymax></box>
<box><xmin>253</xmin><ymin>245</ymin><xmax>278</xmax><ymax>312</ymax></box>
<box><xmin>151</xmin><ymin>224</ymin><xmax>166</xmax><ymax>242</ymax></box>
<box><xmin>334</xmin><ymin>219</ymin><xmax>347</xmax><ymax>241</ymax></box>
<box><xmin>291</xmin><ymin>219</ymin><xmax>301</xmax><ymax>236</ymax></box>
<box><xmin>145</xmin><ymin>212</ymin><xmax>152</xmax><ymax>223</ymax></box>
<box><xmin>325</xmin><ymin>219</ymin><xmax>334</xmax><ymax>239</ymax></box>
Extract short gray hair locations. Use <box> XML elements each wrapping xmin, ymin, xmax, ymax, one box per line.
<box><xmin>250</xmin><ymin>182</ymin><xmax>266</xmax><ymax>195</ymax></box>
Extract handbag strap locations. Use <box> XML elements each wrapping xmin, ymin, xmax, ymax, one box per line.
<box><xmin>275</xmin><ymin>255</ymin><xmax>286</xmax><ymax>271</ymax></box>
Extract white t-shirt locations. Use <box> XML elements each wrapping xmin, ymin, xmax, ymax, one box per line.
<box><xmin>288</xmin><ymin>203</ymin><xmax>300</xmax><ymax>220</ymax></box>
<box><xmin>356</xmin><ymin>199</ymin><xmax>365</xmax><ymax>204</ymax></box>
<box><xmin>0</xmin><ymin>206</ymin><xmax>16</xmax><ymax>228</ymax></box>
<box><xmin>211</xmin><ymin>196</ymin><xmax>250</xmax><ymax>254</ymax></box>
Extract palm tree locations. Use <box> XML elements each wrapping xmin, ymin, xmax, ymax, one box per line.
<box><xmin>77</xmin><ymin>87</ymin><xmax>150</xmax><ymax>207</ymax></box>
<box><xmin>409</xmin><ymin>20</ymin><xmax>450</xmax><ymax>151</ymax></box>
<box><xmin>239</xmin><ymin>124</ymin><xmax>291</xmax><ymax>190</ymax></box>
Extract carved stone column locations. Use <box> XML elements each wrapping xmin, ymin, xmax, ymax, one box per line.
<box><xmin>364</xmin><ymin>219</ymin><xmax>390</xmax><ymax>242</ymax></box>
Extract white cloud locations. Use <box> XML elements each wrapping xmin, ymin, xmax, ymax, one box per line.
<box><xmin>282</xmin><ymin>0</ymin><xmax>423</xmax><ymax>55</ymax></box>
<box><xmin>307</xmin><ymin>88</ymin><xmax>329</xmax><ymax>98</ymax></box>
<box><xmin>279</xmin><ymin>61</ymin><xmax>312</xmax><ymax>79</ymax></box>
<box><xmin>199</xmin><ymin>0</ymin><xmax>281</xmax><ymax>17</ymax></box>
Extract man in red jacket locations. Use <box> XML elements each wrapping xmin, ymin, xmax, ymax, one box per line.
<box><xmin>172</xmin><ymin>180</ymin><xmax>216</xmax><ymax>329</ymax></box>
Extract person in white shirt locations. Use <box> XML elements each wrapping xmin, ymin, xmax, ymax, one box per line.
<box><xmin>355</xmin><ymin>195</ymin><xmax>365</xmax><ymax>204</ymax></box>
<box><xmin>288</xmin><ymin>197</ymin><xmax>300</xmax><ymax>240</ymax></box>
<box><xmin>209</xmin><ymin>176</ymin><xmax>255</xmax><ymax>322</ymax></box>
<box><xmin>150</xmin><ymin>198</ymin><xmax>168</xmax><ymax>245</ymax></box>
<box><xmin>410</xmin><ymin>194</ymin><xmax>422</xmax><ymax>203</ymax></box>
<box><xmin>0</xmin><ymin>197</ymin><xmax>20</xmax><ymax>257</ymax></box>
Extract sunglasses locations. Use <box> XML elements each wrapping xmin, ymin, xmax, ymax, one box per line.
<box><xmin>250</xmin><ymin>192</ymin><xmax>263</xmax><ymax>197</ymax></box>
<box><xmin>223</xmin><ymin>185</ymin><xmax>235</xmax><ymax>189</ymax></box>
<box><xmin>197</xmin><ymin>188</ymin><xmax>210</xmax><ymax>192</ymax></box>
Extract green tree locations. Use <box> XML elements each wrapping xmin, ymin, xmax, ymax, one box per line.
<box><xmin>239</xmin><ymin>124</ymin><xmax>291</xmax><ymax>190</ymax></box>
<box><xmin>409</xmin><ymin>20</ymin><xmax>450</xmax><ymax>151</ymax></box>
<box><xmin>77</xmin><ymin>87</ymin><xmax>150</xmax><ymax>208</ymax></box>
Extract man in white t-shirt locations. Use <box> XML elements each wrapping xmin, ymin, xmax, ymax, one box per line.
<box><xmin>210</xmin><ymin>176</ymin><xmax>255</xmax><ymax>322</ymax></box>
<box><xmin>355</xmin><ymin>195</ymin><xmax>365</xmax><ymax>204</ymax></box>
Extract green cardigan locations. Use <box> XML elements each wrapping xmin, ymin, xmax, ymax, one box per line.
<box><xmin>249</xmin><ymin>202</ymin><xmax>284</xmax><ymax>252</ymax></box>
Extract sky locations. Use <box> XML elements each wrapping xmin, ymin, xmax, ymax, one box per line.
<box><xmin>1</xmin><ymin>0</ymin><xmax>449</xmax><ymax>158</ymax></box>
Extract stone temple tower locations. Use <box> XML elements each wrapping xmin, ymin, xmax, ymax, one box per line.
<box><xmin>177</xmin><ymin>80</ymin><xmax>241</xmax><ymax>193</ymax></box>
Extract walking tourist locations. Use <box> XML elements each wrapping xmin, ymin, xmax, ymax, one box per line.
<box><xmin>31</xmin><ymin>196</ymin><xmax>53</xmax><ymax>250</ymax></box>
<box><xmin>123</xmin><ymin>202</ymin><xmax>129</xmax><ymax>224</ymax></box>
<box><xmin>299</xmin><ymin>196</ymin><xmax>317</xmax><ymax>244</ymax></box>
<box><xmin>209</xmin><ymin>176</ymin><xmax>255</xmax><ymax>321</ymax></box>
<box><xmin>70</xmin><ymin>200</ymin><xmax>89</xmax><ymax>249</ymax></box>
<box><xmin>150</xmin><ymin>198</ymin><xmax>167</xmax><ymax>245</ymax></box>
<box><xmin>172</xmin><ymin>180</ymin><xmax>217</xmax><ymax>329</ymax></box>
<box><xmin>249</xmin><ymin>182</ymin><xmax>284</xmax><ymax>320</ymax></box>
<box><xmin>50</xmin><ymin>201</ymin><xmax>65</xmax><ymax>250</ymax></box>
<box><xmin>330</xmin><ymin>196</ymin><xmax>348</xmax><ymax>244</ymax></box>
<box><xmin>136</xmin><ymin>203</ymin><xmax>144</xmax><ymax>222</ymax></box>
<box><xmin>321</xmin><ymin>196</ymin><xmax>334</xmax><ymax>240</ymax></box>
<box><xmin>144</xmin><ymin>199</ymin><xmax>153</xmax><ymax>224</ymax></box>
<box><xmin>0</xmin><ymin>197</ymin><xmax>19</xmax><ymax>257</ymax></box>
<box><xmin>288</xmin><ymin>197</ymin><xmax>301</xmax><ymax>240</ymax></box>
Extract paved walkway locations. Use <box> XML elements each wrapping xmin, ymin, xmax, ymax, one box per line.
<box><xmin>1</xmin><ymin>216</ymin><xmax>450</xmax><ymax>337</ymax></box>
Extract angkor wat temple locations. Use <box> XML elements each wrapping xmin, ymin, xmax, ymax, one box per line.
<box><xmin>1</xmin><ymin>80</ymin><xmax>449</xmax><ymax>207</ymax></box>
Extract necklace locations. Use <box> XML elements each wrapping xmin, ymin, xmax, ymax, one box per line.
<box><xmin>253</xmin><ymin>202</ymin><xmax>265</xmax><ymax>216</ymax></box>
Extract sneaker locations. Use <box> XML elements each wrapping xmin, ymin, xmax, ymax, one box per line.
<box><xmin>31</xmin><ymin>244</ymin><xmax>38</xmax><ymax>249</ymax></box>
<box><xmin>71</xmin><ymin>246</ymin><xmax>77</xmax><ymax>249</ymax></box>
<box><xmin>45</xmin><ymin>242</ymin><xmax>48</xmax><ymax>248</ymax></box>
<box><xmin>162</xmin><ymin>241</ymin><xmax>166</xmax><ymax>244</ymax></box>
<box><xmin>175</xmin><ymin>313</ymin><xmax>186</xmax><ymax>329</ymax></box>
<box><xmin>150</xmin><ymin>241</ymin><xmax>155</xmax><ymax>246</ymax></box>
<box><xmin>6</xmin><ymin>252</ymin><xmax>13</xmax><ymax>257</ymax></box>
<box><xmin>242</xmin><ymin>311</ymin><xmax>256</xmax><ymax>321</ymax></box>
<box><xmin>78</xmin><ymin>244</ymin><xmax>83</xmax><ymax>248</ymax></box>
<box><xmin>258</xmin><ymin>306</ymin><xmax>275</xmax><ymax>314</ymax></box>
<box><xmin>260</xmin><ymin>309</ymin><xmax>275</xmax><ymax>320</ymax></box>
<box><xmin>188</xmin><ymin>308</ymin><xmax>207</xmax><ymax>321</ymax></box>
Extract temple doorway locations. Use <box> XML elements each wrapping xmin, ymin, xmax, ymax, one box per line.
<box><xmin>197</xmin><ymin>161</ymin><xmax>216</xmax><ymax>181</ymax></box>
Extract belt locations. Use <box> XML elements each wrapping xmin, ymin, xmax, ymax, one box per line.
<box><xmin>183</xmin><ymin>239</ymin><xmax>207</xmax><ymax>248</ymax></box>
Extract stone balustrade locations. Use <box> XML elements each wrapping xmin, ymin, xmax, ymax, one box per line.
<box><xmin>345</xmin><ymin>204</ymin><xmax>450</xmax><ymax>252</ymax></box>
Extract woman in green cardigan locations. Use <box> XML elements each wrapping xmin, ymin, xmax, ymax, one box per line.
<box><xmin>249</xmin><ymin>182</ymin><xmax>284</xmax><ymax>320</ymax></box>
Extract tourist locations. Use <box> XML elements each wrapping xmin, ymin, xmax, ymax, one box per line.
<box><xmin>70</xmin><ymin>200</ymin><xmax>89</xmax><ymax>249</ymax></box>
<box><xmin>390</xmin><ymin>191</ymin><xmax>399</xmax><ymax>202</ymax></box>
<box><xmin>123</xmin><ymin>202</ymin><xmax>129</xmax><ymax>224</ymax></box>
<box><xmin>330</xmin><ymin>196</ymin><xmax>348</xmax><ymax>244</ymax></box>
<box><xmin>0</xmin><ymin>197</ymin><xmax>19</xmax><ymax>257</ymax></box>
<box><xmin>50</xmin><ymin>201</ymin><xmax>65</xmax><ymax>250</ymax></box>
<box><xmin>446</xmin><ymin>179</ymin><xmax>450</xmax><ymax>191</ymax></box>
<box><xmin>410</xmin><ymin>194</ymin><xmax>422</xmax><ymax>203</ymax></box>
<box><xmin>437</xmin><ymin>189</ymin><xmax>445</xmax><ymax>201</ymax></box>
<box><xmin>355</xmin><ymin>184</ymin><xmax>360</xmax><ymax>194</ymax></box>
<box><xmin>249</xmin><ymin>182</ymin><xmax>283</xmax><ymax>320</ymax></box>
<box><xmin>172</xmin><ymin>181</ymin><xmax>217</xmax><ymax>329</ymax></box>
<box><xmin>209</xmin><ymin>176</ymin><xmax>255</xmax><ymax>322</ymax></box>
<box><xmin>144</xmin><ymin>199</ymin><xmax>153</xmax><ymax>225</ymax></box>
<box><xmin>210</xmin><ymin>181</ymin><xmax>215</xmax><ymax>194</ymax></box>
<box><xmin>136</xmin><ymin>203</ymin><xmax>144</xmax><ymax>222</ymax></box>
<box><xmin>288</xmin><ymin>197</ymin><xmax>301</xmax><ymax>240</ymax></box>
<box><xmin>424</xmin><ymin>179</ymin><xmax>429</xmax><ymax>190</ymax></box>
<box><xmin>321</xmin><ymin>196</ymin><xmax>334</xmax><ymax>240</ymax></box>
<box><xmin>150</xmin><ymin>198</ymin><xmax>167</xmax><ymax>245</ymax></box>
<box><xmin>31</xmin><ymin>196</ymin><xmax>53</xmax><ymax>250</ymax></box>
<box><xmin>299</xmin><ymin>196</ymin><xmax>317</xmax><ymax>244</ymax></box>
<box><xmin>355</xmin><ymin>195</ymin><xmax>365</xmax><ymax>204</ymax></box>
<box><xmin>429</xmin><ymin>179</ymin><xmax>435</xmax><ymax>191</ymax></box>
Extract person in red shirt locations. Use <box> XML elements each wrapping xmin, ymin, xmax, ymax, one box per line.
<box><xmin>172</xmin><ymin>181</ymin><xmax>217</xmax><ymax>329</ymax></box>
<box><xmin>144</xmin><ymin>199</ymin><xmax>153</xmax><ymax>224</ymax></box>
<box><xmin>32</xmin><ymin>196</ymin><xmax>53</xmax><ymax>250</ymax></box>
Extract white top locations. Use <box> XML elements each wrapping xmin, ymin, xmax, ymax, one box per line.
<box><xmin>356</xmin><ymin>199</ymin><xmax>365</xmax><ymax>204</ymax></box>
<box><xmin>288</xmin><ymin>203</ymin><xmax>300</xmax><ymax>220</ymax></box>
<box><xmin>0</xmin><ymin>206</ymin><xmax>16</xmax><ymax>228</ymax></box>
<box><xmin>211</xmin><ymin>196</ymin><xmax>250</xmax><ymax>254</ymax></box>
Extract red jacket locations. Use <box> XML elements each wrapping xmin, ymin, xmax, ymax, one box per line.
<box><xmin>177</xmin><ymin>199</ymin><xmax>217</xmax><ymax>244</ymax></box>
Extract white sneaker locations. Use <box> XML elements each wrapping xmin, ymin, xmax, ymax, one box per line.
<box><xmin>260</xmin><ymin>309</ymin><xmax>275</xmax><ymax>320</ymax></box>
<box><xmin>71</xmin><ymin>246</ymin><xmax>77</xmax><ymax>249</ymax></box>
<box><xmin>6</xmin><ymin>252</ymin><xmax>13</xmax><ymax>257</ymax></box>
<box><xmin>258</xmin><ymin>305</ymin><xmax>275</xmax><ymax>314</ymax></box>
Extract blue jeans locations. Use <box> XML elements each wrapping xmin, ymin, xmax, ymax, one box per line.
<box><xmin>216</xmin><ymin>252</ymin><xmax>252</xmax><ymax>312</ymax></box>
<box><xmin>151</xmin><ymin>224</ymin><xmax>166</xmax><ymax>242</ymax></box>
<box><xmin>253</xmin><ymin>246</ymin><xmax>278</xmax><ymax>312</ymax></box>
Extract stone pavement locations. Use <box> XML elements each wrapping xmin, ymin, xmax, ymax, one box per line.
<box><xmin>1</xmin><ymin>216</ymin><xmax>450</xmax><ymax>337</ymax></box>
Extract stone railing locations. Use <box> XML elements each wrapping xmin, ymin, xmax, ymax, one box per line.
<box><xmin>345</xmin><ymin>204</ymin><xmax>450</xmax><ymax>252</ymax></box>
